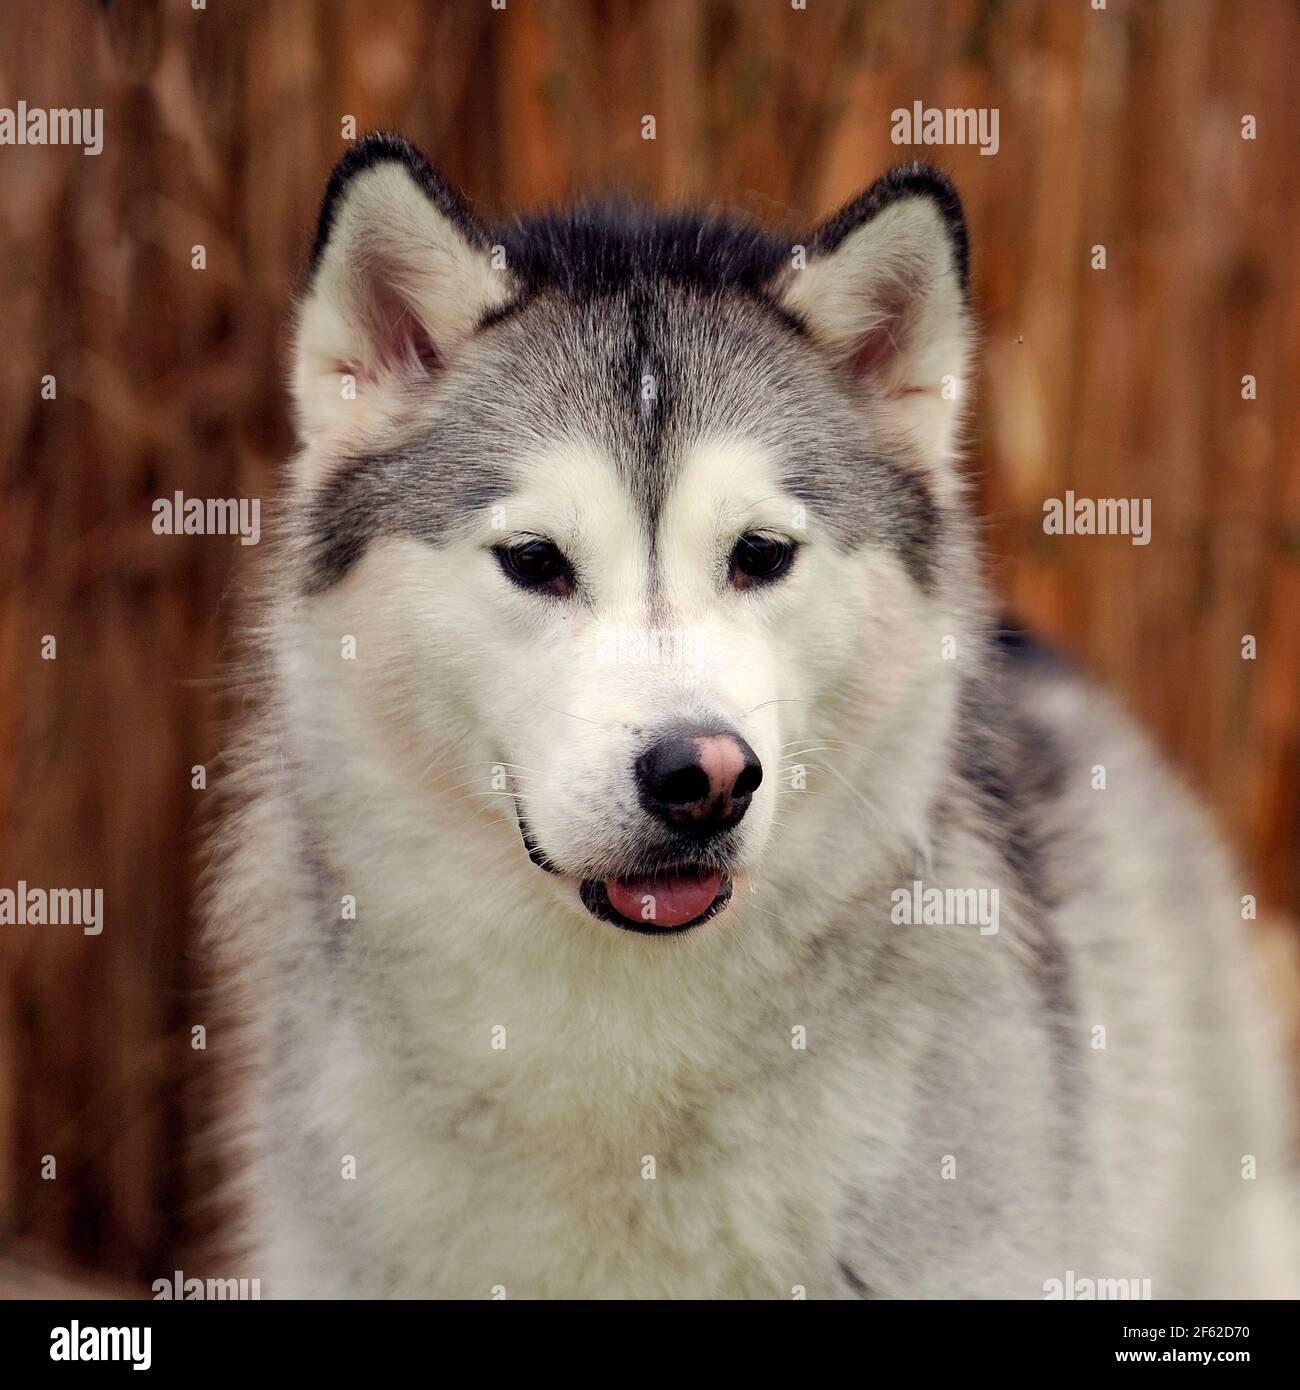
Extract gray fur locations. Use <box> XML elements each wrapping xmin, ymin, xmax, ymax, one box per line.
<box><xmin>301</xmin><ymin>285</ymin><xmax>941</xmax><ymax>595</ymax></box>
<box><xmin>208</xmin><ymin>136</ymin><xmax>1297</xmax><ymax>1299</ymax></box>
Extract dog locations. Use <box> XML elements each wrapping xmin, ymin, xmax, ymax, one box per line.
<box><xmin>207</xmin><ymin>132</ymin><xmax>1295</xmax><ymax>1298</ymax></box>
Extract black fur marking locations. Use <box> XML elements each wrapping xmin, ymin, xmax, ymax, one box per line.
<box><xmin>783</xmin><ymin>451</ymin><xmax>940</xmax><ymax>592</ymax></box>
<box><xmin>958</xmin><ymin>625</ymin><xmax>1078</xmax><ymax>1185</ymax></box>
<box><xmin>480</xmin><ymin>201</ymin><xmax>812</xmax><ymax>383</ymax></box>
<box><xmin>839</xmin><ymin>1260</ymin><xmax>873</xmax><ymax>1297</ymax></box>
<box><xmin>993</xmin><ymin>623</ymin><xmax>1074</xmax><ymax>675</ymax></box>
<box><xmin>957</xmin><ymin>665</ymin><xmax>1069</xmax><ymax>919</ymax></box>
<box><xmin>768</xmin><ymin>302</ymin><xmax>811</xmax><ymax>339</ymax></box>
<box><xmin>625</xmin><ymin>289</ymin><xmax>670</xmax><ymax>587</ymax></box>
<box><xmin>307</xmin><ymin>131</ymin><xmax>485</xmax><ymax>280</ymax></box>
<box><xmin>961</xmin><ymin>709</ymin><xmax>1068</xmax><ymax>909</ymax></box>
<box><xmin>301</xmin><ymin>436</ymin><xmax>508</xmax><ymax>595</ymax></box>
<box><xmin>301</xmin><ymin>458</ymin><xmax>378</xmax><ymax>593</ymax></box>
<box><xmin>494</xmin><ymin>201</ymin><xmax>792</xmax><ymax>301</ymax></box>
<box><xmin>476</xmin><ymin>298</ymin><xmax>527</xmax><ymax>333</ymax></box>
<box><xmin>872</xmin><ymin>459</ymin><xmax>940</xmax><ymax>590</ymax></box>
<box><xmin>516</xmin><ymin>806</ymin><xmax>561</xmax><ymax>875</ymax></box>
<box><xmin>627</xmin><ymin>290</ymin><xmax>666</xmax><ymax>449</ymax></box>
<box><xmin>812</xmin><ymin>161</ymin><xmax>970</xmax><ymax>296</ymax></box>
<box><xmin>300</xmin><ymin>841</ymin><xmax>345</xmax><ymax>961</ymax></box>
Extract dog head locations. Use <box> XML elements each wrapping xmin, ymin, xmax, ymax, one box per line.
<box><xmin>285</xmin><ymin>133</ymin><xmax>974</xmax><ymax>940</ymax></box>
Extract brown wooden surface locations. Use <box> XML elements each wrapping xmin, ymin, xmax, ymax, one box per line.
<box><xmin>1</xmin><ymin>0</ymin><xmax>1297</xmax><ymax>1289</ymax></box>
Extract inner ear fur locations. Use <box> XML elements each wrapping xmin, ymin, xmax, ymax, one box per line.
<box><xmin>780</xmin><ymin>164</ymin><xmax>972</xmax><ymax>456</ymax></box>
<box><xmin>293</xmin><ymin>133</ymin><xmax>512</xmax><ymax>449</ymax></box>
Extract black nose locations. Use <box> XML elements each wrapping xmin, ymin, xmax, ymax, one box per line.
<box><xmin>635</xmin><ymin>726</ymin><xmax>762</xmax><ymax>839</ymax></box>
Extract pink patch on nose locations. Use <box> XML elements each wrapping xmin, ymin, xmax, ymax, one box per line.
<box><xmin>693</xmin><ymin>734</ymin><xmax>747</xmax><ymax>800</ymax></box>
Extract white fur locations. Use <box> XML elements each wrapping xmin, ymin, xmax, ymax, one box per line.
<box><xmin>211</xmin><ymin>169</ymin><xmax>1296</xmax><ymax>1299</ymax></box>
<box><xmin>233</xmin><ymin>436</ymin><xmax>968</xmax><ymax>1297</ymax></box>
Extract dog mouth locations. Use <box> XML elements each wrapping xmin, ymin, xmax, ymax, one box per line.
<box><xmin>579</xmin><ymin>870</ymin><xmax>733</xmax><ymax>934</ymax></box>
<box><xmin>515</xmin><ymin>802</ymin><xmax>735</xmax><ymax>934</ymax></box>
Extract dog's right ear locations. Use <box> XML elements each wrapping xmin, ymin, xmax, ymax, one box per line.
<box><xmin>293</xmin><ymin>133</ymin><xmax>511</xmax><ymax>454</ymax></box>
<box><xmin>779</xmin><ymin>164</ymin><xmax>971</xmax><ymax>463</ymax></box>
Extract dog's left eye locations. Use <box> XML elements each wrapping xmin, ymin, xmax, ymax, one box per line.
<box><xmin>729</xmin><ymin>533</ymin><xmax>796</xmax><ymax>590</ymax></box>
<box><xmin>495</xmin><ymin>539</ymin><xmax>574</xmax><ymax>597</ymax></box>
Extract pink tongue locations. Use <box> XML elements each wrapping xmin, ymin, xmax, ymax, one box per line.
<box><xmin>606</xmin><ymin>869</ymin><xmax>723</xmax><ymax>928</ymax></box>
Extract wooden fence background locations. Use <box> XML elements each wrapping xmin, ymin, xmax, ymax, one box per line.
<box><xmin>1</xmin><ymin>0</ymin><xmax>1297</xmax><ymax>1289</ymax></box>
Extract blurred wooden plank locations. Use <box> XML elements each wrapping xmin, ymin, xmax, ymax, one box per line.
<box><xmin>0</xmin><ymin>0</ymin><xmax>1297</xmax><ymax>1292</ymax></box>
<box><xmin>0</xmin><ymin>1242</ymin><xmax>142</xmax><ymax>1300</ymax></box>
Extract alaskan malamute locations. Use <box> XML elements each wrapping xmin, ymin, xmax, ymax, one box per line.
<box><xmin>209</xmin><ymin>133</ymin><xmax>1294</xmax><ymax>1298</ymax></box>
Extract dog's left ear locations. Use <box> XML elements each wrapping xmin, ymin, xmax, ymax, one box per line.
<box><xmin>780</xmin><ymin>165</ymin><xmax>971</xmax><ymax>459</ymax></box>
<box><xmin>293</xmin><ymin>133</ymin><xmax>512</xmax><ymax>455</ymax></box>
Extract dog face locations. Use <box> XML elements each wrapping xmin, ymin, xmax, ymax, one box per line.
<box><xmin>286</xmin><ymin>134</ymin><xmax>971</xmax><ymax>938</ymax></box>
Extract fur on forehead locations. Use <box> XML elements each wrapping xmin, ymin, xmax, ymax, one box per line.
<box><xmin>489</xmin><ymin>201</ymin><xmax>794</xmax><ymax>305</ymax></box>
<box><xmin>293</xmin><ymin>133</ymin><xmax>972</xmax><ymax>537</ymax></box>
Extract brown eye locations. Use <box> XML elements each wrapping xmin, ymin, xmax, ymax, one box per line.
<box><xmin>496</xmin><ymin>540</ymin><xmax>574</xmax><ymax>597</ymax></box>
<box><xmin>730</xmin><ymin>533</ymin><xmax>796</xmax><ymax>590</ymax></box>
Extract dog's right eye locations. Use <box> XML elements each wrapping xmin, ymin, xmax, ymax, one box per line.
<box><xmin>494</xmin><ymin>540</ymin><xmax>574</xmax><ymax>598</ymax></box>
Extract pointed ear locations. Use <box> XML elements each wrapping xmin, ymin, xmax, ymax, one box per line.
<box><xmin>293</xmin><ymin>133</ymin><xmax>511</xmax><ymax>451</ymax></box>
<box><xmin>780</xmin><ymin>165</ymin><xmax>971</xmax><ymax>458</ymax></box>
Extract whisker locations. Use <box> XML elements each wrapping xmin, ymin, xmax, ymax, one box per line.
<box><xmin>748</xmin><ymin>697</ymin><xmax>813</xmax><ymax>716</ymax></box>
<box><xmin>540</xmin><ymin>704</ymin><xmax>607</xmax><ymax>729</ymax></box>
<box><xmin>799</xmin><ymin>759</ymin><xmax>894</xmax><ymax>838</ymax></box>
